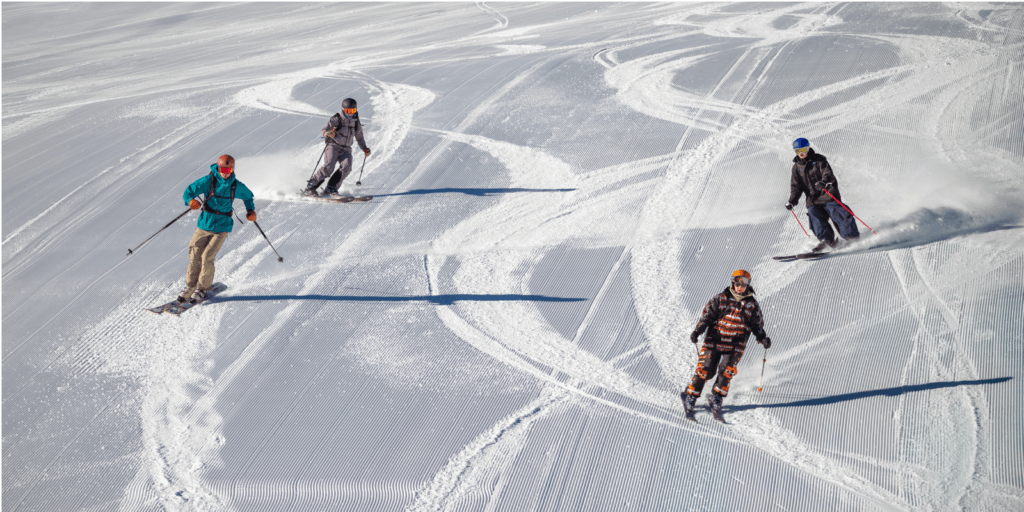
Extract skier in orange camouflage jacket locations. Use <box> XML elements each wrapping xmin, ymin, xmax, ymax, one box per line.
<box><xmin>682</xmin><ymin>270</ymin><xmax>771</xmax><ymax>418</ymax></box>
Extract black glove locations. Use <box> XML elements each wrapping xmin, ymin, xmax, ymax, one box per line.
<box><xmin>759</xmin><ymin>337</ymin><xmax>771</xmax><ymax>349</ymax></box>
<box><xmin>814</xmin><ymin>181</ymin><xmax>825</xmax><ymax>192</ymax></box>
<box><xmin>785</xmin><ymin>203</ymin><xmax>794</xmax><ymax>210</ymax></box>
<box><xmin>690</xmin><ymin>331</ymin><xmax>700</xmax><ymax>344</ymax></box>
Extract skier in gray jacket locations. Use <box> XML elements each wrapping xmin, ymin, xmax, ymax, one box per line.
<box><xmin>303</xmin><ymin>98</ymin><xmax>372</xmax><ymax>198</ymax></box>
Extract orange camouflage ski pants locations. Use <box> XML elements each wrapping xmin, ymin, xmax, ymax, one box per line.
<box><xmin>685</xmin><ymin>344</ymin><xmax>745</xmax><ymax>398</ymax></box>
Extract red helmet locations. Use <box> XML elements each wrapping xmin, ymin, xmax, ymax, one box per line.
<box><xmin>217</xmin><ymin>154</ymin><xmax>235</xmax><ymax>168</ymax></box>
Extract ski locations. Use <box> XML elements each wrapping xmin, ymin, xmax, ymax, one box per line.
<box><xmin>796</xmin><ymin>251</ymin><xmax>830</xmax><ymax>260</ymax></box>
<box><xmin>773</xmin><ymin>251</ymin><xmax>828</xmax><ymax>261</ymax></box>
<box><xmin>299</xmin><ymin>192</ymin><xmax>372</xmax><ymax>203</ymax></box>
<box><xmin>147</xmin><ymin>283</ymin><xmax>227</xmax><ymax>315</ymax></box>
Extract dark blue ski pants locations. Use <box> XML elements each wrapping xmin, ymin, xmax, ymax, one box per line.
<box><xmin>807</xmin><ymin>202</ymin><xmax>859</xmax><ymax>242</ymax></box>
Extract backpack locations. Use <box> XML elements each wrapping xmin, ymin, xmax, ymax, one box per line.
<box><xmin>202</xmin><ymin>172</ymin><xmax>237</xmax><ymax>219</ymax></box>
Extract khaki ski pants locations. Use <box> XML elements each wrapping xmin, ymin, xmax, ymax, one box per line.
<box><xmin>185</xmin><ymin>228</ymin><xmax>229</xmax><ymax>293</ymax></box>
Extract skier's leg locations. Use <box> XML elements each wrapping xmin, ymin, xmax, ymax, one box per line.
<box><xmin>324</xmin><ymin>170</ymin><xmax>342</xmax><ymax>193</ymax></box>
<box><xmin>711</xmin><ymin>348</ymin><xmax>745</xmax><ymax>399</ymax></box>
<box><xmin>307</xmin><ymin>145</ymin><xmax>341</xmax><ymax>191</ymax></box>
<box><xmin>686</xmin><ymin>346</ymin><xmax>720</xmax><ymax>397</ymax></box>
<box><xmin>336</xmin><ymin>150</ymin><xmax>354</xmax><ymax>184</ymax></box>
<box><xmin>825</xmin><ymin>201</ymin><xmax>860</xmax><ymax>240</ymax></box>
<box><xmin>806</xmin><ymin>204</ymin><xmax>836</xmax><ymax>243</ymax></box>
<box><xmin>196</xmin><ymin>231</ymin><xmax>229</xmax><ymax>291</ymax></box>
<box><xmin>185</xmin><ymin>228</ymin><xmax>212</xmax><ymax>294</ymax></box>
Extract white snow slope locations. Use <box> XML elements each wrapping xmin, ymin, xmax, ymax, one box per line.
<box><xmin>3</xmin><ymin>3</ymin><xmax>1023</xmax><ymax>511</ymax></box>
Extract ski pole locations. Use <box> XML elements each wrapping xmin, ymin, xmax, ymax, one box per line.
<box><xmin>790</xmin><ymin>209</ymin><xmax>810</xmax><ymax>237</ymax></box>
<box><xmin>251</xmin><ymin>218</ymin><xmax>284</xmax><ymax>263</ymax></box>
<box><xmin>757</xmin><ymin>348</ymin><xmax>767</xmax><ymax>392</ymax></box>
<box><xmin>355</xmin><ymin>153</ymin><xmax>367</xmax><ymax>186</ymax></box>
<box><xmin>312</xmin><ymin>144</ymin><xmax>327</xmax><ymax>176</ymax></box>
<box><xmin>126</xmin><ymin>208</ymin><xmax>192</xmax><ymax>256</ymax></box>
<box><xmin>822</xmin><ymin>188</ymin><xmax>877</xmax><ymax>235</ymax></box>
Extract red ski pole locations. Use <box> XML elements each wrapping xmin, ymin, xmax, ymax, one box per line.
<box><xmin>790</xmin><ymin>209</ymin><xmax>810</xmax><ymax>237</ymax></box>
<box><xmin>823</xmin><ymin>189</ymin><xmax>876</xmax><ymax>235</ymax></box>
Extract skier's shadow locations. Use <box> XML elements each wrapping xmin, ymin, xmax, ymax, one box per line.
<box><xmin>211</xmin><ymin>293</ymin><xmax>584</xmax><ymax>306</ymax></box>
<box><xmin>373</xmin><ymin>187</ymin><xmax>576</xmax><ymax>198</ymax></box>
<box><xmin>727</xmin><ymin>376</ymin><xmax>1012</xmax><ymax>412</ymax></box>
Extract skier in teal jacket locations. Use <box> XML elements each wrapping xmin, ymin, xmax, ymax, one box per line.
<box><xmin>178</xmin><ymin>154</ymin><xmax>256</xmax><ymax>303</ymax></box>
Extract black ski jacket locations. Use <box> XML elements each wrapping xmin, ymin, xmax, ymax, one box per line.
<box><xmin>693</xmin><ymin>287</ymin><xmax>768</xmax><ymax>352</ymax></box>
<box><xmin>788</xmin><ymin>149</ymin><xmax>842</xmax><ymax>207</ymax></box>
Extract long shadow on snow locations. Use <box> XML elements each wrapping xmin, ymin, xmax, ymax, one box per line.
<box><xmin>726</xmin><ymin>376</ymin><xmax>1012</xmax><ymax>412</ymax></box>
<box><xmin>211</xmin><ymin>293</ymin><xmax>584</xmax><ymax>305</ymax></box>
<box><xmin>373</xmin><ymin>187</ymin><xmax>576</xmax><ymax>198</ymax></box>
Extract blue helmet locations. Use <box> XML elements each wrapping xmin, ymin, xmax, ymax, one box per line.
<box><xmin>792</xmin><ymin>138</ymin><xmax>810</xmax><ymax>150</ymax></box>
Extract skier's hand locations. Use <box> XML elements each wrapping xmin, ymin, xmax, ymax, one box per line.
<box><xmin>814</xmin><ymin>181</ymin><xmax>825</xmax><ymax>192</ymax></box>
<box><xmin>363</xmin><ymin>147</ymin><xmax>371</xmax><ymax>157</ymax></box>
<box><xmin>759</xmin><ymin>337</ymin><xmax>772</xmax><ymax>349</ymax></box>
<box><xmin>784</xmin><ymin>203</ymin><xmax>794</xmax><ymax>210</ymax></box>
<box><xmin>189</xmin><ymin>198</ymin><xmax>201</xmax><ymax>210</ymax></box>
<box><xmin>690</xmin><ymin>331</ymin><xmax>700</xmax><ymax>344</ymax></box>
<box><xmin>325</xmin><ymin>129</ymin><xmax>336</xmax><ymax>138</ymax></box>
<box><xmin>246</xmin><ymin>210</ymin><xmax>257</xmax><ymax>222</ymax></box>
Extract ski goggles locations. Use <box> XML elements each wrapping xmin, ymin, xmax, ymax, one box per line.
<box><xmin>342</xmin><ymin>107</ymin><xmax>357</xmax><ymax>116</ymax></box>
<box><xmin>732</xmin><ymin>276</ymin><xmax>751</xmax><ymax>286</ymax></box>
<box><xmin>218</xmin><ymin>165</ymin><xmax>234</xmax><ymax>174</ymax></box>
<box><xmin>794</xmin><ymin>146</ymin><xmax>809</xmax><ymax>154</ymax></box>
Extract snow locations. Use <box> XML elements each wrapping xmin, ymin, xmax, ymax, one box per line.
<box><xmin>3</xmin><ymin>3</ymin><xmax>1023</xmax><ymax>511</ymax></box>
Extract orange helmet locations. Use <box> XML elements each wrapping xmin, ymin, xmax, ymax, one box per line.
<box><xmin>731</xmin><ymin>269</ymin><xmax>751</xmax><ymax>286</ymax></box>
<box><xmin>217</xmin><ymin>154</ymin><xmax>235</xmax><ymax>168</ymax></box>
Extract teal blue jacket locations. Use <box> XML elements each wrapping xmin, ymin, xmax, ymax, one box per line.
<box><xmin>183</xmin><ymin>165</ymin><xmax>256</xmax><ymax>233</ymax></box>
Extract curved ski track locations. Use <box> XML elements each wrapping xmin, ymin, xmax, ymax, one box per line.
<box><xmin>3</xmin><ymin>3</ymin><xmax>1023</xmax><ymax>512</ymax></box>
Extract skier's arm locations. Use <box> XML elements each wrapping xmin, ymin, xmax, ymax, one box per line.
<box><xmin>693</xmin><ymin>297</ymin><xmax>720</xmax><ymax>336</ymax></box>
<box><xmin>322</xmin><ymin>115</ymin><xmax>340</xmax><ymax>139</ymax></box>
<box><xmin>787</xmin><ymin>166</ymin><xmax>803</xmax><ymax>206</ymax></box>
<box><xmin>745</xmin><ymin>302</ymin><xmax>768</xmax><ymax>342</ymax></box>
<box><xmin>355</xmin><ymin>120</ymin><xmax>368</xmax><ymax>152</ymax></box>
<box><xmin>183</xmin><ymin>175</ymin><xmax>210</xmax><ymax>205</ymax></box>
<box><xmin>818</xmin><ymin>159</ymin><xmax>838</xmax><ymax>197</ymax></box>
<box><xmin>237</xmin><ymin>182</ymin><xmax>256</xmax><ymax>212</ymax></box>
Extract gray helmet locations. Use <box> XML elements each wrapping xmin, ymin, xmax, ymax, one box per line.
<box><xmin>341</xmin><ymin>98</ymin><xmax>357</xmax><ymax>110</ymax></box>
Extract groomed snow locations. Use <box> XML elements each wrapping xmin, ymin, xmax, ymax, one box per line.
<box><xmin>3</xmin><ymin>3</ymin><xmax>1023</xmax><ymax>511</ymax></box>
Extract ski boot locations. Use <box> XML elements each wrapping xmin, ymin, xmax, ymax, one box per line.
<box><xmin>681</xmin><ymin>393</ymin><xmax>698</xmax><ymax>422</ymax></box>
<box><xmin>177</xmin><ymin>287</ymin><xmax>192</xmax><ymax>303</ymax></box>
<box><xmin>322</xmin><ymin>186</ymin><xmax>347</xmax><ymax>199</ymax></box>
<box><xmin>811</xmin><ymin>239</ymin><xmax>837</xmax><ymax>253</ymax></box>
<box><xmin>302</xmin><ymin>180</ymin><xmax>320</xmax><ymax>197</ymax></box>
<box><xmin>707</xmin><ymin>394</ymin><xmax>725</xmax><ymax>423</ymax></box>
<box><xmin>188</xmin><ymin>289</ymin><xmax>207</xmax><ymax>304</ymax></box>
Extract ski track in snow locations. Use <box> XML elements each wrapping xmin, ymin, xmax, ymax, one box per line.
<box><xmin>3</xmin><ymin>3</ymin><xmax>1023</xmax><ymax>511</ymax></box>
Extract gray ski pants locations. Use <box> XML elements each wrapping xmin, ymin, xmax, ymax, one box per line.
<box><xmin>308</xmin><ymin>144</ymin><xmax>354</xmax><ymax>189</ymax></box>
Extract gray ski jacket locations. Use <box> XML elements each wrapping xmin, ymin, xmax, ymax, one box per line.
<box><xmin>322</xmin><ymin>113</ymin><xmax>367</xmax><ymax>151</ymax></box>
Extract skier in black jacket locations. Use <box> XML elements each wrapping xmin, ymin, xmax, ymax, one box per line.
<box><xmin>786</xmin><ymin>138</ymin><xmax>859</xmax><ymax>252</ymax></box>
<box><xmin>682</xmin><ymin>270</ymin><xmax>771</xmax><ymax>421</ymax></box>
<box><xmin>303</xmin><ymin>98</ymin><xmax>371</xmax><ymax>198</ymax></box>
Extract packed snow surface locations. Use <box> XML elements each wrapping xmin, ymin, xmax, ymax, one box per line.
<box><xmin>3</xmin><ymin>3</ymin><xmax>1023</xmax><ymax>511</ymax></box>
